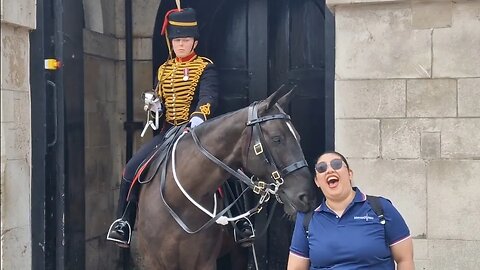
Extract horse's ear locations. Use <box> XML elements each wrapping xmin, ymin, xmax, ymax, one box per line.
<box><xmin>276</xmin><ymin>85</ymin><xmax>297</xmax><ymax>110</ymax></box>
<box><xmin>265</xmin><ymin>83</ymin><xmax>293</xmax><ymax>110</ymax></box>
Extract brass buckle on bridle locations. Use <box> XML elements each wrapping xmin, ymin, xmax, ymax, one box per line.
<box><xmin>271</xmin><ymin>170</ymin><xmax>284</xmax><ymax>186</ymax></box>
<box><xmin>253</xmin><ymin>181</ymin><xmax>266</xmax><ymax>194</ymax></box>
<box><xmin>254</xmin><ymin>143</ymin><xmax>263</xmax><ymax>155</ymax></box>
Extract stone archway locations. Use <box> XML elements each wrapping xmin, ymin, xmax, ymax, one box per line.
<box><xmin>83</xmin><ymin>0</ymin><xmax>104</xmax><ymax>33</ymax></box>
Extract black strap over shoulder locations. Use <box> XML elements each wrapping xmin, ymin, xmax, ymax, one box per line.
<box><xmin>302</xmin><ymin>210</ymin><xmax>314</xmax><ymax>238</ymax></box>
<box><xmin>366</xmin><ymin>195</ymin><xmax>385</xmax><ymax>225</ymax></box>
<box><xmin>302</xmin><ymin>195</ymin><xmax>386</xmax><ymax>238</ymax></box>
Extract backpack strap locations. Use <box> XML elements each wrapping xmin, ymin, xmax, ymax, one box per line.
<box><xmin>302</xmin><ymin>210</ymin><xmax>314</xmax><ymax>238</ymax></box>
<box><xmin>366</xmin><ymin>195</ymin><xmax>385</xmax><ymax>225</ymax></box>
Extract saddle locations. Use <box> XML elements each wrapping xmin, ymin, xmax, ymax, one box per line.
<box><xmin>136</xmin><ymin>125</ymin><xmax>186</xmax><ymax>185</ymax></box>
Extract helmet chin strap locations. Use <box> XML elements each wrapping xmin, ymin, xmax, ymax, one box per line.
<box><xmin>187</xmin><ymin>40</ymin><xmax>197</xmax><ymax>55</ymax></box>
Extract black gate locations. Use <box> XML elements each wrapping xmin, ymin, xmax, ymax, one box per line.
<box><xmin>30</xmin><ymin>0</ymin><xmax>85</xmax><ymax>269</ymax></box>
<box><xmin>152</xmin><ymin>0</ymin><xmax>334</xmax><ymax>268</ymax></box>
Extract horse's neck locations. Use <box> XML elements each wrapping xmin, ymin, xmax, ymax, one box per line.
<box><xmin>179</xmin><ymin>110</ymin><xmax>247</xmax><ymax>196</ymax></box>
<box><xmin>198</xmin><ymin>109</ymin><xmax>247</xmax><ymax>164</ymax></box>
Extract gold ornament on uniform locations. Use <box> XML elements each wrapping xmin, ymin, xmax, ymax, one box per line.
<box><xmin>157</xmin><ymin>57</ymin><xmax>209</xmax><ymax>125</ymax></box>
<box><xmin>199</xmin><ymin>104</ymin><xmax>211</xmax><ymax>116</ymax></box>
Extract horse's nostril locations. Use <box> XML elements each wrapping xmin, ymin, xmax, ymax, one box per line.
<box><xmin>297</xmin><ymin>192</ymin><xmax>316</xmax><ymax>212</ymax></box>
<box><xmin>297</xmin><ymin>192</ymin><xmax>310</xmax><ymax>206</ymax></box>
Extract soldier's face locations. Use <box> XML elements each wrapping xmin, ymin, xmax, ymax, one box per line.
<box><xmin>172</xmin><ymin>37</ymin><xmax>197</xmax><ymax>58</ymax></box>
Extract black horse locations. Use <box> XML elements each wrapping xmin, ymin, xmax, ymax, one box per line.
<box><xmin>135</xmin><ymin>89</ymin><xmax>317</xmax><ymax>269</ymax></box>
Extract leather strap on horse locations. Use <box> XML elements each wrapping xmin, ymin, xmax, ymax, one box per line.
<box><xmin>246</xmin><ymin>102</ymin><xmax>309</xmax><ymax>182</ymax></box>
<box><xmin>126</xmin><ymin>126</ymin><xmax>186</xmax><ymax>201</ymax></box>
<box><xmin>141</xmin><ymin>126</ymin><xmax>185</xmax><ymax>184</ymax></box>
<box><xmin>158</xmin><ymin>130</ymin><xmax>261</xmax><ymax>234</ymax></box>
<box><xmin>159</xmin><ymin>159</ymin><xmax>253</xmax><ymax>233</ymax></box>
<box><xmin>157</xmin><ymin>101</ymin><xmax>309</xmax><ymax>234</ymax></box>
<box><xmin>222</xmin><ymin>181</ymin><xmax>279</xmax><ymax>240</ymax></box>
<box><xmin>190</xmin><ymin>128</ymin><xmax>257</xmax><ymax>190</ymax></box>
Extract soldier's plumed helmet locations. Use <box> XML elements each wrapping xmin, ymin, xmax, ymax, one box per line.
<box><xmin>164</xmin><ymin>8</ymin><xmax>199</xmax><ymax>40</ymax></box>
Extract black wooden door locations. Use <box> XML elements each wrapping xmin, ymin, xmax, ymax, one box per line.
<box><xmin>153</xmin><ymin>0</ymin><xmax>334</xmax><ymax>268</ymax></box>
<box><xmin>208</xmin><ymin>1</ymin><xmax>334</xmax><ymax>268</ymax></box>
<box><xmin>200</xmin><ymin>0</ymin><xmax>334</xmax><ymax>164</ymax></box>
<box><xmin>265</xmin><ymin>1</ymin><xmax>334</xmax><ymax>268</ymax></box>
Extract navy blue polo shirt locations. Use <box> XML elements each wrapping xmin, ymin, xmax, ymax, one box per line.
<box><xmin>290</xmin><ymin>188</ymin><xmax>410</xmax><ymax>270</ymax></box>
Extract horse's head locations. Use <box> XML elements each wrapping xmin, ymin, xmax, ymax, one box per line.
<box><xmin>242</xmin><ymin>87</ymin><xmax>317</xmax><ymax>215</ymax></box>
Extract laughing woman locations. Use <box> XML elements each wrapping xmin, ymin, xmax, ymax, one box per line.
<box><xmin>287</xmin><ymin>151</ymin><xmax>414</xmax><ymax>270</ymax></box>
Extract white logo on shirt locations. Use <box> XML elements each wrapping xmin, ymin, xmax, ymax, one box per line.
<box><xmin>353</xmin><ymin>215</ymin><xmax>374</xmax><ymax>221</ymax></box>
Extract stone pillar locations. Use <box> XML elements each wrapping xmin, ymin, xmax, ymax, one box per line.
<box><xmin>327</xmin><ymin>0</ymin><xmax>480</xmax><ymax>269</ymax></box>
<box><xmin>1</xmin><ymin>0</ymin><xmax>36</xmax><ymax>269</ymax></box>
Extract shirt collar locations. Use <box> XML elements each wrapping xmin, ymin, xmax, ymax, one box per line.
<box><xmin>175</xmin><ymin>52</ymin><xmax>197</xmax><ymax>63</ymax></box>
<box><xmin>315</xmin><ymin>187</ymin><xmax>366</xmax><ymax>212</ymax></box>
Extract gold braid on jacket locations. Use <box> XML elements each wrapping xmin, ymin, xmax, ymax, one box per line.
<box><xmin>157</xmin><ymin>56</ymin><xmax>210</xmax><ymax>126</ymax></box>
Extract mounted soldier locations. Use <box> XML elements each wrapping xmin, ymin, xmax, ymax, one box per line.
<box><xmin>106</xmin><ymin>7</ymin><xmax>220</xmax><ymax>248</ymax></box>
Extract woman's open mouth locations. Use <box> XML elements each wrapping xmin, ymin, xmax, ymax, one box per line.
<box><xmin>326</xmin><ymin>175</ymin><xmax>339</xmax><ymax>188</ymax></box>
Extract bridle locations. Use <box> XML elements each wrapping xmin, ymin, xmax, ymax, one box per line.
<box><xmin>161</xmin><ymin>101</ymin><xmax>309</xmax><ymax>234</ymax></box>
<box><xmin>244</xmin><ymin>102</ymin><xmax>308</xmax><ymax>201</ymax></box>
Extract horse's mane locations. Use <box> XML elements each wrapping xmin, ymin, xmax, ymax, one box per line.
<box><xmin>194</xmin><ymin>106</ymin><xmax>248</xmax><ymax>133</ymax></box>
<box><xmin>206</xmin><ymin>109</ymin><xmax>239</xmax><ymax>123</ymax></box>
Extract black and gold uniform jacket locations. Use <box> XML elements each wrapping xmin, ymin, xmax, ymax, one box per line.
<box><xmin>157</xmin><ymin>54</ymin><xmax>219</xmax><ymax>126</ymax></box>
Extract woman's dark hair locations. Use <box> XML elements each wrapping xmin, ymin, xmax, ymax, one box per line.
<box><xmin>315</xmin><ymin>151</ymin><xmax>350</xmax><ymax>170</ymax></box>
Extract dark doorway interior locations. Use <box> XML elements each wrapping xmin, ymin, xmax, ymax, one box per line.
<box><xmin>152</xmin><ymin>0</ymin><xmax>334</xmax><ymax>268</ymax></box>
<box><xmin>154</xmin><ymin>0</ymin><xmax>333</xmax><ymax>162</ymax></box>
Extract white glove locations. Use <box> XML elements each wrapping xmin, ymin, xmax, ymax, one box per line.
<box><xmin>148</xmin><ymin>99</ymin><xmax>163</xmax><ymax>113</ymax></box>
<box><xmin>189</xmin><ymin>116</ymin><xmax>204</xmax><ymax>128</ymax></box>
<box><xmin>143</xmin><ymin>91</ymin><xmax>163</xmax><ymax>113</ymax></box>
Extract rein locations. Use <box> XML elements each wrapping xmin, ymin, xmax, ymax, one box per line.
<box><xmin>159</xmin><ymin>131</ymin><xmax>266</xmax><ymax>234</ymax></box>
<box><xmin>246</xmin><ymin>102</ymin><xmax>308</xmax><ymax>198</ymax></box>
<box><xmin>161</xmin><ymin>102</ymin><xmax>308</xmax><ymax>234</ymax></box>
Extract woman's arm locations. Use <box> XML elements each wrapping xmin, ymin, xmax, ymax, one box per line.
<box><xmin>391</xmin><ymin>237</ymin><xmax>414</xmax><ymax>270</ymax></box>
<box><xmin>287</xmin><ymin>252</ymin><xmax>310</xmax><ymax>270</ymax></box>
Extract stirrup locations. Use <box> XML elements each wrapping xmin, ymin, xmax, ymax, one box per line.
<box><xmin>106</xmin><ymin>218</ymin><xmax>132</xmax><ymax>248</ymax></box>
<box><xmin>234</xmin><ymin>218</ymin><xmax>255</xmax><ymax>247</ymax></box>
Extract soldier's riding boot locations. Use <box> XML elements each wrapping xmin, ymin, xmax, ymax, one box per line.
<box><xmin>235</xmin><ymin>218</ymin><xmax>255</xmax><ymax>248</ymax></box>
<box><xmin>107</xmin><ymin>179</ymin><xmax>138</xmax><ymax>248</ymax></box>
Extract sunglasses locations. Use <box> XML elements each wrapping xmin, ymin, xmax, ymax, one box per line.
<box><xmin>315</xmin><ymin>159</ymin><xmax>345</xmax><ymax>173</ymax></box>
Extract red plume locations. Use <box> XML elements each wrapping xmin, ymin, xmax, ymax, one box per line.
<box><xmin>161</xmin><ymin>8</ymin><xmax>183</xmax><ymax>35</ymax></box>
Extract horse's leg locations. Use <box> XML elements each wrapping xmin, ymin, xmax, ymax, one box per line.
<box><xmin>135</xmin><ymin>186</ymin><xmax>174</xmax><ymax>270</ymax></box>
<box><xmin>176</xmin><ymin>226</ymin><xmax>224</xmax><ymax>270</ymax></box>
<box><xmin>137</xmin><ymin>188</ymin><xmax>222</xmax><ymax>270</ymax></box>
<box><xmin>227</xmin><ymin>246</ymin><xmax>249</xmax><ymax>270</ymax></box>
<box><xmin>135</xmin><ymin>228</ymin><xmax>165</xmax><ymax>269</ymax></box>
<box><xmin>137</xmin><ymin>232</ymin><xmax>181</xmax><ymax>270</ymax></box>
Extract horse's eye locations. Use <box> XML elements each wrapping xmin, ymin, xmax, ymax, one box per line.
<box><xmin>272</xmin><ymin>136</ymin><xmax>281</xmax><ymax>143</ymax></box>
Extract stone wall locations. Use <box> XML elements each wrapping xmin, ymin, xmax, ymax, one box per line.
<box><xmin>83</xmin><ymin>29</ymin><xmax>123</xmax><ymax>268</ymax></box>
<box><xmin>0</xmin><ymin>0</ymin><xmax>35</xmax><ymax>269</ymax></box>
<box><xmin>327</xmin><ymin>0</ymin><xmax>480</xmax><ymax>269</ymax></box>
<box><xmin>82</xmin><ymin>0</ymin><xmax>160</xmax><ymax>268</ymax></box>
